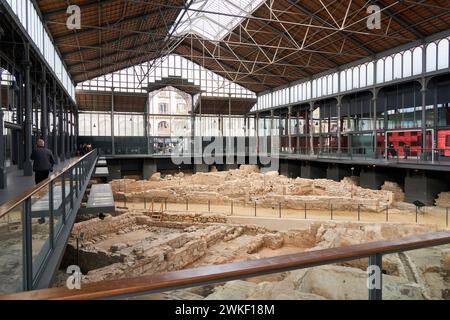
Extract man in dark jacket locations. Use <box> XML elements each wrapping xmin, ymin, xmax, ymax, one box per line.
<box><xmin>31</xmin><ymin>139</ymin><xmax>56</xmax><ymax>184</ymax></box>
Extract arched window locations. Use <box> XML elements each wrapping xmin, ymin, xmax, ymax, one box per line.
<box><xmin>340</xmin><ymin>71</ymin><xmax>346</xmax><ymax>91</ymax></box>
<box><xmin>403</xmin><ymin>50</ymin><xmax>412</xmax><ymax>77</ymax></box>
<box><xmin>426</xmin><ymin>42</ymin><xmax>437</xmax><ymax>72</ymax></box>
<box><xmin>333</xmin><ymin>73</ymin><xmax>339</xmax><ymax>93</ymax></box>
<box><xmin>346</xmin><ymin>69</ymin><xmax>353</xmax><ymax>90</ymax></box>
<box><xmin>437</xmin><ymin>39</ymin><xmax>449</xmax><ymax>69</ymax></box>
<box><xmin>360</xmin><ymin>64</ymin><xmax>367</xmax><ymax>88</ymax></box>
<box><xmin>393</xmin><ymin>53</ymin><xmax>402</xmax><ymax>79</ymax></box>
<box><xmin>376</xmin><ymin>59</ymin><xmax>384</xmax><ymax>83</ymax></box>
<box><xmin>385</xmin><ymin>56</ymin><xmax>393</xmax><ymax>82</ymax></box>
<box><xmin>353</xmin><ymin>67</ymin><xmax>359</xmax><ymax>89</ymax></box>
<box><xmin>412</xmin><ymin>47</ymin><xmax>423</xmax><ymax>75</ymax></box>
<box><xmin>158</xmin><ymin>121</ymin><xmax>169</xmax><ymax>129</ymax></box>
<box><xmin>327</xmin><ymin>75</ymin><xmax>333</xmax><ymax>95</ymax></box>
<box><xmin>367</xmin><ymin>62</ymin><xmax>374</xmax><ymax>86</ymax></box>
<box><xmin>317</xmin><ymin>78</ymin><xmax>322</xmax><ymax>97</ymax></box>
<box><xmin>312</xmin><ymin>80</ymin><xmax>317</xmax><ymax>98</ymax></box>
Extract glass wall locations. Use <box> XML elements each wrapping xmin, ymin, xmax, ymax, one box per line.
<box><xmin>4</xmin><ymin>0</ymin><xmax>76</xmax><ymax>100</ymax></box>
<box><xmin>253</xmin><ymin>37</ymin><xmax>450</xmax><ymax>112</ymax></box>
<box><xmin>77</xmin><ymin>54</ymin><xmax>256</xmax><ymax>99</ymax></box>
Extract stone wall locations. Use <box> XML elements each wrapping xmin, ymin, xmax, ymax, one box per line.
<box><xmin>109</xmin><ymin>168</ymin><xmax>395</xmax><ymax>212</ymax></box>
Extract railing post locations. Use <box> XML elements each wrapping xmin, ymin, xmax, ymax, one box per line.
<box><xmin>208</xmin><ymin>200</ymin><xmax>211</xmax><ymax>212</ymax></box>
<box><xmin>254</xmin><ymin>202</ymin><xmax>257</xmax><ymax>217</ymax></box>
<box><xmin>330</xmin><ymin>204</ymin><xmax>333</xmax><ymax>220</ymax></box>
<box><xmin>69</xmin><ymin>169</ymin><xmax>74</xmax><ymax>212</ymax></box>
<box><xmin>368</xmin><ymin>253</ymin><xmax>383</xmax><ymax>300</ymax></box>
<box><xmin>446</xmin><ymin>207</ymin><xmax>448</xmax><ymax>228</ymax></box>
<box><xmin>358</xmin><ymin>204</ymin><xmax>361</xmax><ymax>221</ymax></box>
<box><xmin>386</xmin><ymin>206</ymin><xmax>389</xmax><ymax>222</ymax></box>
<box><xmin>304</xmin><ymin>203</ymin><xmax>307</xmax><ymax>219</ymax></box>
<box><xmin>61</xmin><ymin>173</ymin><xmax>66</xmax><ymax>224</ymax></box>
<box><xmin>416</xmin><ymin>206</ymin><xmax>418</xmax><ymax>224</ymax></box>
<box><xmin>22</xmin><ymin>198</ymin><xmax>33</xmax><ymax>291</ymax></box>
<box><xmin>49</xmin><ymin>181</ymin><xmax>54</xmax><ymax>249</ymax></box>
<box><xmin>279</xmin><ymin>202</ymin><xmax>281</xmax><ymax>218</ymax></box>
<box><xmin>231</xmin><ymin>201</ymin><xmax>233</xmax><ymax>216</ymax></box>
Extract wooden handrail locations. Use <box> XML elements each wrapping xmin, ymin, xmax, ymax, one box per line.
<box><xmin>1</xmin><ymin>231</ymin><xmax>449</xmax><ymax>300</ymax></box>
<box><xmin>0</xmin><ymin>150</ymin><xmax>98</xmax><ymax>218</ymax></box>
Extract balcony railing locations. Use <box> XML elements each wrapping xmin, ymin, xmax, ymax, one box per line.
<box><xmin>0</xmin><ymin>150</ymin><xmax>98</xmax><ymax>294</ymax></box>
<box><xmin>1</xmin><ymin>231</ymin><xmax>449</xmax><ymax>300</ymax></box>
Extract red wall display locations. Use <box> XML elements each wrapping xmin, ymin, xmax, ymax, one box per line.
<box><xmin>437</xmin><ymin>130</ymin><xmax>450</xmax><ymax>156</ymax></box>
<box><xmin>387</xmin><ymin>130</ymin><xmax>432</xmax><ymax>157</ymax></box>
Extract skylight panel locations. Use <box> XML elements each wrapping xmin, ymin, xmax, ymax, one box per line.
<box><xmin>173</xmin><ymin>0</ymin><xmax>265</xmax><ymax>41</ymax></box>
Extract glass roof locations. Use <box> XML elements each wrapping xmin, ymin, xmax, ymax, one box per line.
<box><xmin>173</xmin><ymin>0</ymin><xmax>265</xmax><ymax>41</ymax></box>
<box><xmin>77</xmin><ymin>54</ymin><xmax>256</xmax><ymax>99</ymax></box>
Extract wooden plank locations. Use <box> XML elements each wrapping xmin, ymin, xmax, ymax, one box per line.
<box><xmin>1</xmin><ymin>231</ymin><xmax>449</xmax><ymax>300</ymax></box>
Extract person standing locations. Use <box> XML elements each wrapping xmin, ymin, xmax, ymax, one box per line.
<box><xmin>31</xmin><ymin>139</ymin><xmax>56</xmax><ymax>184</ymax></box>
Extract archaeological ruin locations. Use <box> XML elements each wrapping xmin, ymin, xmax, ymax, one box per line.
<box><xmin>48</xmin><ymin>166</ymin><xmax>450</xmax><ymax>300</ymax></box>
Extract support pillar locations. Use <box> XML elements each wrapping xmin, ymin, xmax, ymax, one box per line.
<box><xmin>420</xmin><ymin>80</ymin><xmax>428</xmax><ymax>160</ymax></box>
<box><xmin>142</xmin><ymin>159</ymin><xmax>157</xmax><ymax>180</ymax></box>
<box><xmin>59</xmin><ymin>93</ymin><xmax>65</xmax><ymax>162</ymax></box>
<box><xmin>300</xmin><ymin>161</ymin><xmax>326</xmax><ymax>179</ymax></box>
<box><xmin>40</xmin><ymin>69</ymin><xmax>48</xmax><ymax>146</ymax></box>
<box><xmin>23</xmin><ymin>45</ymin><xmax>33</xmax><ymax>176</ymax></box>
<box><xmin>326</xmin><ymin>164</ymin><xmax>351</xmax><ymax>182</ymax></box>
<box><xmin>65</xmin><ymin>100</ymin><xmax>70</xmax><ymax>158</ymax></box>
<box><xmin>0</xmin><ymin>106</ymin><xmax>6</xmax><ymax>188</ymax></box>
<box><xmin>404</xmin><ymin>171</ymin><xmax>448</xmax><ymax>206</ymax></box>
<box><xmin>52</xmin><ymin>84</ymin><xmax>58</xmax><ymax>164</ymax></box>
<box><xmin>372</xmin><ymin>89</ymin><xmax>379</xmax><ymax>156</ymax></box>
<box><xmin>279</xmin><ymin>160</ymin><xmax>301</xmax><ymax>178</ymax></box>
<box><xmin>309</xmin><ymin>102</ymin><xmax>314</xmax><ymax>155</ymax></box>
<box><xmin>16</xmin><ymin>72</ymin><xmax>24</xmax><ymax>169</ymax></box>
<box><xmin>111</xmin><ymin>89</ymin><xmax>115</xmax><ymax>155</ymax></box>
<box><xmin>360</xmin><ymin>167</ymin><xmax>388</xmax><ymax>190</ymax></box>
<box><xmin>337</xmin><ymin>96</ymin><xmax>342</xmax><ymax>153</ymax></box>
<box><xmin>288</xmin><ymin>106</ymin><xmax>292</xmax><ymax>152</ymax></box>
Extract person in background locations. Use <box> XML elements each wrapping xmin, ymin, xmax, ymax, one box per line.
<box><xmin>31</xmin><ymin>139</ymin><xmax>56</xmax><ymax>184</ymax></box>
<box><xmin>403</xmin><ymin>144</ymin><xmax>410</xmax><ymax>160</ymax></box>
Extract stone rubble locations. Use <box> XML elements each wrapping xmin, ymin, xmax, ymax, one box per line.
<box><xmin>110</xmin><ymin>166</ymin><xmax>395</xmax><ymax>212</ymax></box>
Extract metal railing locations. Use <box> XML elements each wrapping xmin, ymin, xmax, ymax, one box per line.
<box><xmin>0</xmin><ymin>149</ymin><xmax>98</xmax><ymax>294</ymax></box>
<box><xmin>280</xmin><ymin>147</ymin><xmax>450</xmax><ymax>164</ymax></box>
<box><xmin>1</xmin><ymin>231</ymin><xmax>449</xmax><ymax>300</ymax></box>
<box><xmin>118</xmin><ymin>197</ymin><xmax>450</xmax><ymax>228</ymax></box>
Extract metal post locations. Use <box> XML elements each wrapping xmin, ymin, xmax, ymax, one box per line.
<box><xmin>40</xmin><ymin>70</ymin><xmax>48</xmax><ymax>146</ymax></box>
<box><xmin>49</xmin><ymin>181</ymin><xmax>54</xmax><ymax>249</ymax></box>
<box><xmin>23</xmin><ymin>44</ymin><xmax>33</xmax><ymax>176</ymax></box>
<box><xmin>386</xmin><ymin>206</ymin><xmax>389</xmax><ymax>222</ymax></box>
<box><xmin>186</xmin><ymin>199</ymin><xmax>188</xmax><ymax>211</ymax></box>
<box><xmin>231</xmin><ymin>201</ymin><xmax>233</xmax><ymax>216</ymax></box>
<box><xmin>330</xmin><ymin>204</ymin><xmax>333</xmax><ymax>220</ymax></box>
<box><xmin>279</xmin><ymin>202</ymin><xmax>281</xmax><ymax>218</ymax></box>
<box><xmin>446</xmin><ymin>207</ymin><xmax>449</xmax><ymax>227</ymax></box>
<box><xmin>0</xmin><ymin>108</ymin><xmax>6</xmax><ymax>188</ymax></box>
<box><xmin>416</xmin><ymin>206</ymin><xmax>418</xmax><ymax>223</ymax></box>
<box><xmin>368</xmin><ymin>253</ymin><xmax>383</xmax><ymax>300</ymax></box>
<box><xmin>358</xmin><ymin>204</ymin><xmax>361</xmax><ymax>221</ymax></box>
<box><xmin>22</xmin><ymin>198</ymin><xmax>33</xmax><ymax>291</ymax></box>
<box><xmin>59</xmin><ymin>92</ymin><xmax>65</xmax><ymax>161</ymax></box>
<box><xmin>208</xmin><ymin>200</ymin><xmax>211</xmax><ymax>212</ymax></box>
<box><xmin>61</xmin><ymin>174</ymin><xmax>66</xmax><ymax>224</ymax></box>
<box><xmin>304</xmin><ymin>203</ymin><xmax>307</xmax><ymax>219</ymax></box>
<box><xmin>52</xmin><ymin>83</ymin><xmax>58</xmax><ymax>164</ymax></box>
<box><xmin>254</xmin><ymin>202</ymin><xmax>257</xmax><ymax>217</ymax></box>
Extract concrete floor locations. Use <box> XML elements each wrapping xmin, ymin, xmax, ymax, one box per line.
<box><xmin>0</xmin><ymin>157</ymin><xmax>79</xmax><ymax>206</ymax></box>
